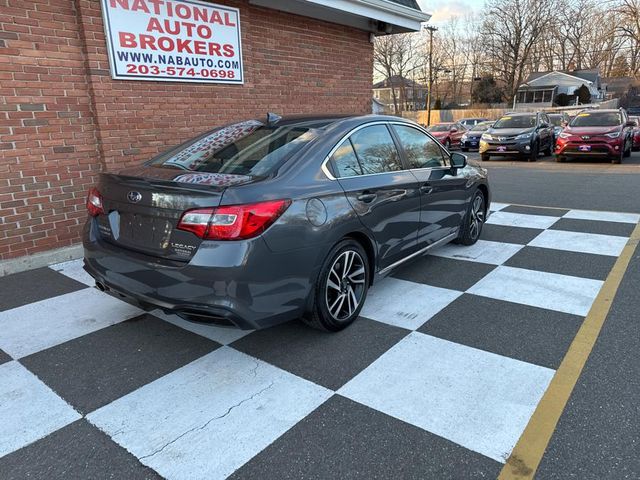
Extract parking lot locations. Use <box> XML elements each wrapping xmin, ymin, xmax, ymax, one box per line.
<box><xmin>1</xmin><ymin>150</ymin><xmax>639</xmax><ymax>479</ymax></box>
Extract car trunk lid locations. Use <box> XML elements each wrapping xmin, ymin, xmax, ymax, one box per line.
<box><xmin>95</xmin><ymin>166</ymin><xmax>253</xmax><ymax>261</ymax></box>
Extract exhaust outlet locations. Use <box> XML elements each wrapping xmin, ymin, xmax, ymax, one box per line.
<box><xmin>95</xmin><ymin>282</ymin><xmax>106</xmax><ymax>292</ymax></box>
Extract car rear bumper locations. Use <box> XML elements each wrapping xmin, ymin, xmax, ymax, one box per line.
<box><xmin>82</xmin><ymin>220</ymin><xmax>322</xmax><ymax>330</ymax></box>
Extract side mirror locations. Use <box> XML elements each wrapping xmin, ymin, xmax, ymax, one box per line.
<box><xmin>451</xmin><ymin>152</ymin><xmax>467</xmax><ymax>169</ymax></box>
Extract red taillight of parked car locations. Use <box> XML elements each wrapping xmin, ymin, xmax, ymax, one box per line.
<box><xmin>177</xmin><ymin>199</ymin><xmax>291</xmax><ymax>240</ymax></box>
<box><xmin>86</xmin><ymin>188</ymin><xmax>104</xmax><ymax>217</ymax></box>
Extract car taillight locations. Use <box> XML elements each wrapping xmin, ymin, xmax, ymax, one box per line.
<box><xmin>86</xmin><ymin>188</ymin><xmax>104</xmax><ymax>217</ymax></box>
<box><xmin>177</xmin><ymin>199</ymin><xmax>291</xmax><ymax>240</ymax></box>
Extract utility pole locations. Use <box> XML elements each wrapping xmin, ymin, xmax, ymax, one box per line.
<box><xmin>425</xmin><ymin>25</ymin><xmax>437</xmax><ymax>126</ymax></box>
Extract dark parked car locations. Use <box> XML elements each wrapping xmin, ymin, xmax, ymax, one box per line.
<box><xmin>84</xmin><ymin>115</ymin><xmax>490</xmax><ymax>332</ymax></box>
<box><xmin>426</xmin><ymin>122</ymin><xmax>467</xmax><ymax>149</ymax></box>
<box><xmin>479</xmin><ymin>112</ymin><xmax>554</xmax><ymax>162</ymax></box>
<box><xmin>460</xmin><ymin>121</ymin><xmax>494</xmax><ymax>151</ymax></box>
<box><xmin>548</xmin><ymin>112</ymin><xmax>570</xmax><ymax>139</ymax></box>
<box><xmin>555</xmin><ymin>109</ymin><xmax>634</xmax><ymax>163</ymax></box>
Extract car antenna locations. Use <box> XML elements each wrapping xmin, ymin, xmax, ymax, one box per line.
<box><xmin>267</xmin><ymin>112</ymin><xmax>282</xmax><ymax>126</ymax></box>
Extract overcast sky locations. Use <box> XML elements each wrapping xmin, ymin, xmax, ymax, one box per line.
<box><xmin>417</xmin><ymin>0</ymin><xmax>483</xmax><ymax>24</ymax></box>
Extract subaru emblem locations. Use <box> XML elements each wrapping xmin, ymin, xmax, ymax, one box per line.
<box><xmin>127</xmin><ymin>191</ymin><xmax>142</xmax><ymax>203</ymax></box>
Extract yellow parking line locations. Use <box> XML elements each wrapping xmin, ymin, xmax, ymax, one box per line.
<box><xmin>498</xmin><ymin>220</ymin><xmax>640</xmax><ymax>480</ymax></box>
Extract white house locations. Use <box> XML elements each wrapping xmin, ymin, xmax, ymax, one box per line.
<box><xmin>515</xmin><ymin>69</ymin><xmax>604</xmax><ymax>108</ymax></box>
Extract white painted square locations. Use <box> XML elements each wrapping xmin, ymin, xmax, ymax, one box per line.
<box><xmin>487</xmin><ymin>211</ymin><xmax>559</xmax><ymax>230</ymax></box>
<box><xmin>467</xmin><ymin>266</ymin><xmax>603</xmax><ymax>316</ymax></box>
<box><xmin>430</xmin><ymin>239</ymin><xmax>524</xmax><ymax>265</ymax></box>
<box><xmin>360</xmin><ymin>277</ymin><xmax>462</xmax><ymax>330</ymax></box>
<box><xmin>339</xmin><ymin>332</ymin><xmax>554</xmax><ymax>463</ymax></box>
<box><xmin>489</xmin><ymin>202</ymin><xmax>510</xmax><ymax>212</ymax></box>
<box><xmin>50</xmin><ymin>259</ymin><xmax>94</xmax><ymax>286</ymax></box>
<box><xmin>563</xmin><ymin>209</ymin><xmax>640</xmax><ymax>224</ymax></box>
<box><xmin>151</xmin><ymin>310</ymin><xmax>251</xmax><ymax>345</ymax></box>
<box><xmin>529</xmin><ymin>229</ymin><xmax>628</xmax><ymax>257</ymax></box>
<box><xmin>0</xmin><ymin>289</ymin><xmax>142</xmax><ymax>358</ymax></box>
<box><xmin>88</xmin><ymin>347</ymin><xmax>331</xmax><ymax>480</ymax></box>
<box><xmin>0</xmin><ymin>361</ymin><xmax>81</xmax><ymax>458</ymax></box>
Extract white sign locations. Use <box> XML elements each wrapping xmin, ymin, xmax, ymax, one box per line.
<box><xmin>101</xmin><ymin>0</ymin><xmax>243</xmax><ymax>84</ymax></box>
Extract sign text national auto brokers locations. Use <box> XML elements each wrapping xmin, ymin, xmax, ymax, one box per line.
<box><xmin>101</xmin><ymin>0</ymin><xmax>243</xmax><ymax>84</ymax></box>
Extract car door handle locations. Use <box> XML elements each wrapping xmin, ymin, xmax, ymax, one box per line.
<box><xmin>357</xmin><ymin>192</ymin><xmax>377</xmax><ymax>203</ymax></box>
<box><xmin>420</xmin><ymin>185</ymin><xmax>434</xmax><ymax>194</ymax></box>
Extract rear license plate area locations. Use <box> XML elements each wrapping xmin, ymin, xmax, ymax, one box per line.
<box><xmin>119</xmin><ymin>212</ymin><xmax>173</xmax><ymax>249</ymax></box>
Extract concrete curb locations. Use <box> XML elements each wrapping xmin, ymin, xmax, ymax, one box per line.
<box><xmin>0</xmin><ymin>244</ymin><xmax>83</xmax><ymax>277</ymax></box>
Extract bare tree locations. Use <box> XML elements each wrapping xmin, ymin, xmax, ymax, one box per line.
<box><xmin>481</xmin><ymin>0</ymin><xmax>558</xmax><ymax>100</ymax></box>
<box><xmin>373</xmin><ymin>33</ymin><xmax>420</xmax><ymax>113</ymax></box>
<box><xmin>617</xmin><ymin>0</ymin><xmax>640</xmax><ymax>74</ymax></box>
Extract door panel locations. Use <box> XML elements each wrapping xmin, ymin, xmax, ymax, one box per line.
<box><xmin>338</xmin><ymin>172</ymin><xmax>421</xmax><ymax>268</ymax></box>
<box><xmin>391</xmin><ymin>124</ymin><xmax>467</xmax><ymax>245</ymax></box>
<box><xmin>330</xmin><ymin>124</ymin><xmax>421</xmax><ymax>269</ymax></box>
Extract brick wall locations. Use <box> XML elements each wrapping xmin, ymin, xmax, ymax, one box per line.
<box><xmin>0</xmin><ymin>0</ymin><xmax>374</xmax><ymax>261</ymax></box>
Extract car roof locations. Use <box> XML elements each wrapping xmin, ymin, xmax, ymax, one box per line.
<box><xmin>259</xmin><ymin>114</ymin><xmax>417</xmax><ymax>130</ymax></box>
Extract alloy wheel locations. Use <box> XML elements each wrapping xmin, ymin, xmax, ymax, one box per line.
<box><xmin>469</xmin><ymin>194</ymin><xmax>485</xmax><ymax>240</ymax></box>
<box><xmin>325</xmin><ymin>250</ymin><xmax>366</xmax><ymax>321</ymax></box>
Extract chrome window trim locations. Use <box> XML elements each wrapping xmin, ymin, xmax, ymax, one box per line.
<box><xmin>321</xmin><ymin>120</ymin><xmax>451</xmax><ymax>181</ymax></box>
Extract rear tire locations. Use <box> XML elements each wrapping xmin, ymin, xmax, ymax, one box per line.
<box><xmin>461</xmin><ymin>147</ymin><xmax>468</xmax><ymax>152</ymax></box>
<box><xmin>543</xmin><ymin>141</ymin><xmax>552</xmax><ymax>156</ymax></box>
<box><xmin>623</xmin><ymin>141</ymin><xmax>631</xmax><ymax>158</ymax></box>
<box><xmin>454</xmin><ymin>190</ymin><xmax>486</xmax><ymax>246</ymax></box>
<box><xmin>302</xmin><ymin>239</ymin><xmax>370</xmax><ymax>332</ymax></box>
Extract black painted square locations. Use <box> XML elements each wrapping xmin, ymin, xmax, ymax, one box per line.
<box><xmin>231</xmin><ymin>318</ymin><xmax>407</xmax><ymax>390</ymax></box>
<box><xmin>393</xmin><ymin>255</ymin><xmax>496</xmax><ymax>291</ymax></box>
<box><xmin>0</xmin><ymin>420</ymin><xmax>161</xmax><ymax>480</ymax></box>
<box><xmin>0</xmin><ymin>268</ymin><xmax>87</xmax><ymax>312</ymax></box>
<box><xmin>230</xmin><ymin>395</ymin><xmax>501</xmax><ymax>480</ymax></box>
<box><xmin>419</xmin><ymin>293</ymin><xmax>583</xmax><ymax>369</ymax></box>
<box><xmin>21</xmin><ymin>313</ymin><xmax>220</xmax><ymax>414</ymax></box>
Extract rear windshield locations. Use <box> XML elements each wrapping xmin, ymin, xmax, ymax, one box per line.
<box><xmin>493</xmin><ymin>115</ymin><xmax>536</xmax><ymax>128</ymax></box>
<box><xmin>548</xmin><ymin>115</ymin><xmax>564</xmax><ymax>126</ymax></box>
<box><xmin>147</xmin><ymin>120</ymin><xmax>318</xmax><ymax>176</ymax></box>
<box><xmin>570</xmin><ymin>112</ymin><xmax>621</xmax><ymax>127</ymax></box>
<box><xmin>428</xmin><ymin>124</ymin><xmax>452</xmax><ymax>132</ymax></box>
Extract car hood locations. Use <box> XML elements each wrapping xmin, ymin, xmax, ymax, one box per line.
<box><xmin>565</xmin><ymin>126</ymin><xmax>621</xmax><ymax>136</ymax></box>
<box><xmin>487</xmin><ymin>128</ymin><xmax>534</xmax><ymax>136</ymax></box>
<box><xmin>429</xmin><ymin>131</ymin><xmax>448</xmax><ymax>137</ymax></box>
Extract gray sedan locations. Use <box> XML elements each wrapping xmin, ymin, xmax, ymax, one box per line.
<box><xmin>83</xmin><ymin>114</ymin><xmax>490</xmax><ymax>332</ymax></box>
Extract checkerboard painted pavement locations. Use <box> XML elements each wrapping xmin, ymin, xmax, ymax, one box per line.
<box><xmin>1</xmin><ymin>204</ymin><xmax>638</xmax><ymax>479</ymax></box>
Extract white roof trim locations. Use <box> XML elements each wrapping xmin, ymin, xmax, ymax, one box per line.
<box><xmin>528</xmin><ymin>71</ymin><xmax>594</xmax><ymax>86</ymax></box>
<box><xmin>251</xmin><ymin>0</ymin><xmax>430</xmax><ymax>32</ymax></box>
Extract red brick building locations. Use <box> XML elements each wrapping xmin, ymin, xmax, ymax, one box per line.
<box><xmin>0</xmin><ymin>0</ymin><xmax>427</xmax><ymax>272</ymax></box>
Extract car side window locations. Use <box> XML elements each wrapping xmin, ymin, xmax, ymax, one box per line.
<box><xmin>331</xmin><ymin>139</ymin><xmax>363</xmax><ymax>177</ymax></box>
<box><xmin>393</xmin><ymin>125</ymin><xmax>447</xmax><ymax>169</ymax></box>
<box><xmin>349</xmin><ymin>125</ymin><xmax>403</xmax><ymax>175</ymax></box>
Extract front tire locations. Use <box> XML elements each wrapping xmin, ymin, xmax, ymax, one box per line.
<box><xmin>527</xmin><ymin>142</ymin><xmax>538</xmax><ymax>162</ymax></box>
<box><xmin>302</xmin><ymin>239</ymin><xmax>370</xmax><ymax>332</ymax></box>
<box><xmin>454</xmin><ymin>190</ymin><xmax>486</xmax><ymax>246</ymax></box>
<box><xmin>481</xmin><ymin>154</ymin><xmax>490</xmax><ymax>161</ymax></box>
